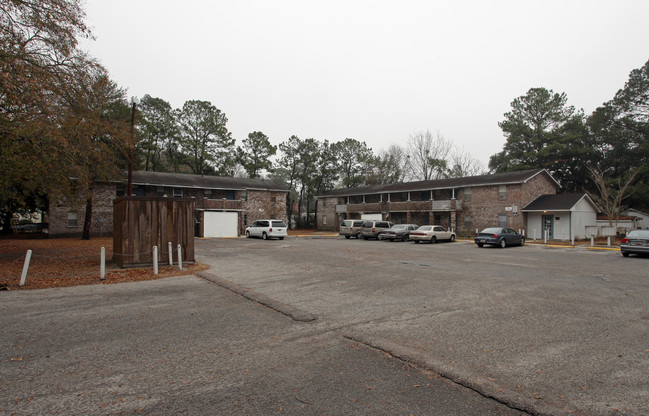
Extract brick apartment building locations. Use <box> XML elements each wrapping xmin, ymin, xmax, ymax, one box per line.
<box><xmin>316</xmin><ymin>169</ymin><xmax>559</xmax><ymax>236</ymax></box>
<box><xmin>49</xmin><ymin>171</ymin><xmax>288</xmax><ymax>238</ymax></box>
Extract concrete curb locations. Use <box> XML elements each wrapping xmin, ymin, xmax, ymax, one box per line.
<box><xmin>196</xmin><ymin>271</ymin><xmax>317</xmax><ymax>322</ymax></box>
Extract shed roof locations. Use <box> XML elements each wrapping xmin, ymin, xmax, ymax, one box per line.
<box><xmin>319</xmin><ymin>169</ymin><xmax>558</xmax><ymax>197</ymax></box>
<box><xmin>127</xmin><ymin>171</ymin><xmax>287</xmax><ymax>192</ymax></box>
<box><xmin>522</xmin><ymin>193</ymin><xmax>597</xmax><ymax>212</ymax></box>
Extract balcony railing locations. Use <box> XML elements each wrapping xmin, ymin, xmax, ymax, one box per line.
<box><xmin>339</xmin><ymin>199</ymin><xmax>461</xmax><ymax>213</ymax></box>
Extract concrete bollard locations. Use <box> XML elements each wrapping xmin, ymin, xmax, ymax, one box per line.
<box><xmin>100</xmin><ymin>247</ymin><xmax>106</xmax><ymax>280</ymax></box>
<box><xmin>19</xmin><ymin>250</ymin><xmax>32</xmax><ymax>286</ymax></box>
<box><xmin>177</xmin><ymin>244</ymin><xmax>183</xmax><ymax>271</ymax></box>
<box><xmin>168</xmin><ymin>242</ymin><xmax>173</xmax><ymax>266</ymax></box>
<box><xmin>153</xmin><ymin>246</ymin><xmax>158</xmax><ymax>275</ymax></box>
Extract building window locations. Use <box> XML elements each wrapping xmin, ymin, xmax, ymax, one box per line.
<box><xmin>420</xmin><ymin>191</ymin><xmax>430</xmax><ymax>201</ymax></box>
<box><xmin>244</xmin><ymin>214</ymin><xmax>247</xmax><ymax>226</ymax></box>
<box><xmin>173</xmin><ymin>188</ymin><xmax>183</xmax><ymax>198</ymax></box>
<box><xmin>242</xmin><ymin>190</ymin><xmax>247</xmax><ymax>201</ymax></box>
<box><xmin>156</xmin><ymin>186</ymin><xmax>165</xmax><ymax>197</ymax></box>
<box><xmin>464</xmin><ymin>187</ymin><xmax>472</xmax><ymax>202</ymax></box>
<box><xmin>67</xmin><ymin>212</ymin><xmax>78</xmax><ymax>228</ymax></box>
<box><xmin>116</xmin><ymin>186</ymin><xmax>125</xmax><ymax>197</ymax></box>
<box><xmin>498</xmin><ymin>185</ymin><xmax>506</xmax><ymax>201</ymax></box>
<box><xmin>204</xmin><ymin>189</ymin><xmax>212</xmax><ymax>199</ymax></box>
<box><xmin>464</xmin><ymin>215</ymin><xmax>472</xmax><ymax>230</ymax></box>
<box><xmin>225</xmin><ymin>190</ymin><xmax>235</xmax><ymax>200</ymax></box>
<box><xmin>133</xmin><ymin>185</ymin><xmax>145</xmax><ymax>196</ymax></box>
<box><xmin>321</xmin><ymin>198</ymin><xmax>327</xmax><ymax>206</ymax></box>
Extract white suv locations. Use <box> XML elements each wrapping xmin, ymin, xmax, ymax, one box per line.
<box><xmin>245</xmin><ymin>219</ymin><xmax>288</xmax><ymax>240</ymax></box>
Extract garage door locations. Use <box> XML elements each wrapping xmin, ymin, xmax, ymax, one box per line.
<box><xmin>204</xmin><ymin>212</ymin><xmax>238</xmax><ymax>238</ymax></box>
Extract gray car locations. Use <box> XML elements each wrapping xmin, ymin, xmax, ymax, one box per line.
<box><xmin>620</xmin><ymin>229</ymin><xmax>649</xmax><ymax>257</ymax></box>
<box><xmin>378</xmin><ymin>224</ymin><xmax>419</xmax><ymax>241</ymax></box>
<box><xmin>359</xmin><ymin>220</ymin><xmax>394</xmax><ymax>240</ymax></box>
<box><xmin>474</xmin><ymin>227</ymin><xmax>524</xmax><ymax>248</ymax></box>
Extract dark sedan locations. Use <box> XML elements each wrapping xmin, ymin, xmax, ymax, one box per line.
<box><xmin>474</xmin><ymin>227</ymin><xmax>525</xmax><ymax>248</ymax></box>
<box><xmin>620</xmin><ymin>229</ymin><xmax>649</xmax><ymax>257</ymax></box>
<box><xmin>378</xmin><ymin>224</ymin><xmax>419</xmax><ymax>241</ymax></box>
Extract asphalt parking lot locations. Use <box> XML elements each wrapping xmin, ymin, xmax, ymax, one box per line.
<box><xmin>195</xmin><ymin>236</ymin><xmax>649</xmax><ymax>415</ymax></box>
<box><xmin>1</xmin><ymin>236</ymin><xmax>647</xmax><ymax>415</ymax></box>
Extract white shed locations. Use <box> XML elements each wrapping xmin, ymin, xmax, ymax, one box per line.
<box><xmin>522</xmin><ymin>193</ymin><xmax>598</xmax><ymax>241</ymax></box>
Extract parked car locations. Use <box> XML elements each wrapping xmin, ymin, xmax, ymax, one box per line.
<box><xmin>409</xmin><ymin>225</ymin><xmax>456</xmax><ymax>244</ymax></box>
<box><xmin>620</xmin><ymin>229</ymin><xmax>649</xmax><ymax>257</ymax></box>
<box><xmin>474</xmin><ymin>227</ymin><xmax>524</xmax><ymax>248</ymax></box>
<box><xmin>339</xmin><ymin>219</ymin><xmax>364</xmax><ymax>239</ymax></box>
<box><xmin>245</xmin><ymin>219</ymin><xmax>287</xmax><ymax>240</ymax></box>
<box><xmin>359</xmin><ymin>220</ymin><xmax>394</xmax><ymax>240</ymax></box>
<box><xmin>378</xmin><ymin>224</ymin><xmax>419</xmax><ymax>241</ymax></box>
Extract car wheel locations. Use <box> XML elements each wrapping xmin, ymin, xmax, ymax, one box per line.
<box><xmin>262</xmin><ymin>232</ymin><xmax>268</xmax><ymax>240</ymax></box>
<box><xmin>520</xmin><ymin>237</ymin><xmax>525</xmax><ymax>246</ymax></box>
<box><xmin>402</xmin><ymin>235</ymin><xmax>408</xmax><ymax>242</ymax></box>
<box><xmin>430</xmin><ymin>236</ymin><xmax>437</xmax><ymax>244</ymax></box>
<box><xmin>345</xmin><ymin>235</ymin><xmax>350</xmax><ymax>239</ymax></box>
<box><xmin>499</xmin><ymin>238</ymin><xmax>506</xmax><ymax>248</ymax></box>
<box><xmin>449</xmin><ymin>234</ymin><xmax>455</xmax><ymax>242</ymax></box>
<box><xmin>245</xmin><ymin>231</ymin><xmax>250</xmax><ymax>238</ymax></box>
<box><xmin>477</xmin><ymin>243</ymin><xmax>484</xmax><ymax>248</ymax></box>
<box><xmin>622</xmin><ymin>251</ymin><xmax>629</xmax><ymax>257</ymax></box>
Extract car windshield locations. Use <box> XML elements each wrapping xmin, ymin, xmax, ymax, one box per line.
<box><xmin>418</xmin><ymin>226</ymin><xmax>432</xmax><ymax>231</ymax></box>
<box><xmin>627</xmin><ymin>230</ymin><xmax>649</xmax><ymax>239</ymax></box>
<box><xmin>481</xmin><ymin>228</ymin><xmax>501</xmax><ymax>234</ymax></box>
<box><xmin>271</xmin><ymin>221</ymin><xmax>286</xmax><ymax>227</ymax></box>
<box><xmin>392</xmin><ymin>225</ymin><xmax>406</xmax><ymax>229</ymax></box>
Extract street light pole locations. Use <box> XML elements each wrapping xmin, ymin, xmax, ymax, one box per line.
<box><xmin>128</xmin><ymin>96</ymin><xmax>139</xmax><ymax>196</ymax></box>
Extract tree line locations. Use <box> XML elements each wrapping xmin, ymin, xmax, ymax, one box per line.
<box><xmin>1</xmin><ymin>0</ymin><xmax>647</xmax><ymax>235</ymax></box>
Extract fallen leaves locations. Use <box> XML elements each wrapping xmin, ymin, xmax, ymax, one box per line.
<box><xmin>0</xmin><ymin>237</ymin><xmax>209</xmax><ymax>290</ymax></box>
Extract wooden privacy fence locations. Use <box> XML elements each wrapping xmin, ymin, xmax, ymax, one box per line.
<box><xmin>113</xmin><ymin>197</ymin><xmax>195</xmax><ymax>267</ymax></box>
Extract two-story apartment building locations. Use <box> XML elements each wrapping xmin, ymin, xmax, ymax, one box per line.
<box><xmin>316</xmin><ymin>169</ymin><xmax>559</xmax><ymax>236</ymax></box>
<box><xmin>49</xmin><ymin>171</ymin><xmax>288</xmax><ymax>238</ymax></box>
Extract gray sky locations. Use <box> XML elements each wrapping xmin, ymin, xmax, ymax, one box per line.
<box><xmin>80</xmin><ymin>0</ymin><xmax>649</xmax><ymax>167</ymax></box>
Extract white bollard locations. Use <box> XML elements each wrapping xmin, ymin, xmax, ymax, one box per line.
<box><xmin>153</xmin><ymin>246</ymin><xmax>158</xmax><ymax>275</ymax></box>
<box><xmin>19</xmin><ymin>250</ymin><xmax>32</xmax><ymax>286</ymax></box>
<box><xmin>607</xmin><ymin>236</ymin><xmax>611</xmax><ymax>247</ymax></box>
<box><xmin>100</xmin><ymin>247</ymin><xmax>106</xmax><ymax>280</ymax></box>
<box><xmin>168</xmin><ymin>242</ymin><xmax>173</xmax><ymax>266</ymax></box>
<box><xmin>177</xmin><ymin>244</ymin><xmax>183</xmax><ymax>271</ymax></box>
<box><xmin>591</xmin><ymin>236</ymin><xmax>594</xmax><ymax>246</ymax></box>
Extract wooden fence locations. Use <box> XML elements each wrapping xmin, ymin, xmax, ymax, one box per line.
<box><xmin>113</xmin><ymin>197</ymin><xmax>195</xmax><ymax>267</ymax></box>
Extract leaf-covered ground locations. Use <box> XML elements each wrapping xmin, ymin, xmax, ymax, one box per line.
<box><xmin>0</xmin><ymin>236</ymin><xmax>208</xmax><ymax>290</ymax></box>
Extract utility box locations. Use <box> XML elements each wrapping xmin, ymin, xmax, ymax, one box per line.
<box><xmin>113</xmin><ymin>197</ymin><xmax>195</xmax><ymax>267</ymax></box>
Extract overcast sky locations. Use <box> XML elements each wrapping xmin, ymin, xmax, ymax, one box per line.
<box><xmin>80</xmin><ymin>0</ymin><xmax>649</xmax><ymax>167</ymax></box>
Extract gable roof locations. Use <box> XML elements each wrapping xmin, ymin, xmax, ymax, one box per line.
<box><xmin>319</xmin><ymin>169</ymin><xmax>559</xmax><ymax>198</ymax></box>
<box><xmin>522</xmin><ymin>193</ymin><xmax>597</xmax><ymax>212</ymax></box>
<box><xmin>126</xmin><ymin>171</ymin><xmax>287</xmax><ymax>192</ymax></box>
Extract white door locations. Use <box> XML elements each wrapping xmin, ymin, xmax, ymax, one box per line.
<box><xmin>204</xmin><ymin>212</ymin><xmax>238</xmax><ymax>238</ymax></box>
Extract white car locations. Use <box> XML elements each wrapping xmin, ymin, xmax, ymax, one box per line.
<box><xmin>245</xmin><ymin>219</ymin><xmax>288</xmax><ymax>240</ymax></box>
<box><xmin>409</xmin><ymin>225</ymin><xmax>456</xmax><ymax>244</ymax></box>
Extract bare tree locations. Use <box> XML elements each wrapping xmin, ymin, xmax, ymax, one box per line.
<box><xmin>366</xmin><ymin>144</ymin><xmax>409</xmax><ymax>185</ymax></box>
<box><xmin>447</xmin><ymin>148</ymin><xmax>486</xmax><ymax>178</ymax></box>
<box><xmin>406</xmin><ymin>130</ymin><xmax>453</xmax><ymax>180</ymax></box>
<box><xmin>587</xmin><ymin>166</ymin><xmax>639</xmax><ymax>227</ymax></box>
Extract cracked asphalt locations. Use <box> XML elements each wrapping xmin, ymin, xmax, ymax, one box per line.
<box><xmin>1</xmin><ymin>236</ymin><xmax>647</xmax><ymax>415</ymax></box>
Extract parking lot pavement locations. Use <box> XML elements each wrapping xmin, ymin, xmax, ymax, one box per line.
<box><xmin>196</xmin><ymin>237</ymin><xmax>649</xmax><ymax>416</ymax></box>
<box><xmin>0</xmin><ymin>276</ymin><xmax>526</xmax><ymax>415</ymax></box>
